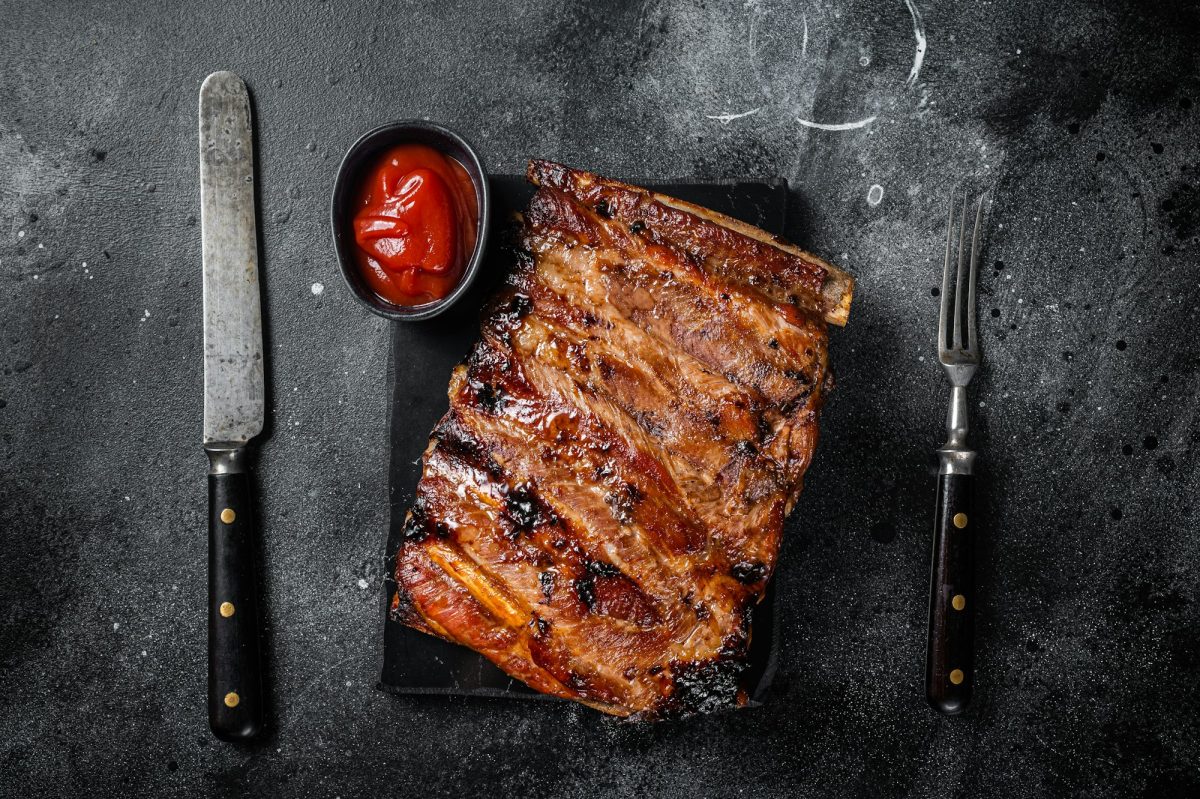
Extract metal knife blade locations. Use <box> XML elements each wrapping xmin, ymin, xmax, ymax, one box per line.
<box><xmin>200</xmin><ymin>71</ymin><xmax>263</xmax><ymax>445</ymax></box>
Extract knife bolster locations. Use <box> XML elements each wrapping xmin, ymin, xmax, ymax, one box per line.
<box><xmin>205</xmin><ymin>442</ymin><xmax>250</xmax><ymax>475</ymax></box>
<box><xmin>937</xmin><ymin>447</ymin><xmax>975</xmax><ymax>477</ymax></box>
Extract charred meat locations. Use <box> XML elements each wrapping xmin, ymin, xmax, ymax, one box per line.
<box><xmin>392</xmin><ymin>161</ymin><xmax>853</xmax><ymax>717</ymax></box>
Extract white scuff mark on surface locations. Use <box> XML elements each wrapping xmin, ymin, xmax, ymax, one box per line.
<box><xmin>706</xmin><ymin>107</ymin><xmax>763</xmax><ymax>124</ymax></box>
<box><xmin>904</xmin><ymin>0</ymin><xmax>927</xmax><ymax>89</ymax></box>
<box><xmin>311</xmin><ymin>282</ymin><xmax>324</xmax><ymax>296</ymax></box>
<box><xmin>747</xmin><ymin>0</ymin><xmax>762</xmax><ymax>55</ymax></box>
<box><xmin>801</xmin><ymin>13</ymin><xmax>808</xmax><ymax>58</ymax></box>
<box><xmin>868</xmin><ymin>184</ymin><xmax>885</xmax><ymax>206</ymax></box>
<box><xmin>796</xmin><ymin>115</ymin><xmax>877</xmax><ymax>131</ymax></box>
<box><xmin>636</xmin><ymin>0</ymin><xmax>652</xmax><ymax>47</ymax></box>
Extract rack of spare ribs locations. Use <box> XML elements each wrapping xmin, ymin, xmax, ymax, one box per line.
<box><xmin>392</xmin><ymin>160</ymin><xmax>854</xmax><ymax>718</ymax></box>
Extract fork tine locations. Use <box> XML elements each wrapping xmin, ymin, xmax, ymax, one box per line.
<box><xmin>938</xmin><ymin>195</ymin><xmax>955</xmax><ymax>352</ymax></box>
<box><xmin>967</xmin><ymin>194</ymin><xmax>984</xmax><ymax>354</ymax></box>
<box><xmin>952</xmin><ymin>194</ymin><xmax>969</xmax><ymax>350</ymax></box>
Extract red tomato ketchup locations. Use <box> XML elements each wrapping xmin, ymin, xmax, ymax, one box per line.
<box><xmin>351</xmin><ymin>144</ymin><xmax>478</xmax><ymax>306</ymax></box>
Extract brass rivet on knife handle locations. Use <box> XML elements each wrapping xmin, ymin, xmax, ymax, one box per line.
<box><xmin>224</xmin><ymin>691</ymin><xmax>240</xmax><ymax>708</ymax></box>
<box><xmin>953</xmin><ymin>512</ymin><xmax>968</xmax><ymax>529</ymax></box>
<box><xmin>949</xmin><ymin>669</ymin><xmax>964</xmax><ymax>685</ymax></box>
<box><xmin>952</xmin><ymin>594</ymin><xmax>966</xmax><ymax>611</ymax></box>
<box><xmin>219</xmin><ymin>602</ymin><xmax>235</xmax><ymax>617</ymax></box>
<box><xmin>220</xmin><ymin>508</ymin><xmax>236</xmax><ymax>524</ymax></box>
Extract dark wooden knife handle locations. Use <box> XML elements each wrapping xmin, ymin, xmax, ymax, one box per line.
<box><xmin>925</xmin><ymin>472</ymin><xmax>974</xmax><ymax>714</ymax></box>
<box><xmin>208</xmin><ymin>462</ymin><xmax>263</xmax><ymax>740</ymax></box>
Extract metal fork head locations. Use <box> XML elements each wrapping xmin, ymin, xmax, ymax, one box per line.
<box><xmin>938</xmin><ymin>193</ymin><xmax>985</xmax><ymax>385</ymax></box>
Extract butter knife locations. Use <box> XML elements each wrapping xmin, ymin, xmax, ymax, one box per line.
<box><xmin>199</xmin><ymin>70</ymin><xmax>265</xmax><ymax>740</ymax></box>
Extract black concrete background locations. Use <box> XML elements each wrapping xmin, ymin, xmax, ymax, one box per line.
<box><xmin>1</xmin><ymin>1</ymin><xmax>1197</xmax><ymax>796</ymax></box>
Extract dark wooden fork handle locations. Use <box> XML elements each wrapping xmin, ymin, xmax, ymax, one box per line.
<box><xmin>925</xmin><ymin>472</ymin><xmax>974</xmax><ymax>714</ymax></box>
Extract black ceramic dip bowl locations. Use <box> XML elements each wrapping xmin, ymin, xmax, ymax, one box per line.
<box><xmin>331</xmin><ymin>121</ymin><xmax>490</xmax><ymax>322</ymax></box>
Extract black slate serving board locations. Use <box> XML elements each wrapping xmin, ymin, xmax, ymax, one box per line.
<box><xmin>380</xmin><ymin>175</ymin><xmax>789</xmax><ymax>706</ymax></box>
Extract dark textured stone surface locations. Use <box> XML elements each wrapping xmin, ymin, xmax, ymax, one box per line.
<box><xmin>1</xmin><ymin>1</ymin><xmax>1197</xmax><ymax>796</ymax></box>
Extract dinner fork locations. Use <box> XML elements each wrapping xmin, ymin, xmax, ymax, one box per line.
<box><xmin>926</xmin><ymin>193</ymin><xmax>985</xmax><ymax>715</ymax></box>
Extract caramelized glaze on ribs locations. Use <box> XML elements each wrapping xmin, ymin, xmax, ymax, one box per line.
<box><xmin>392</xmin><ymin>161</ymin><xmax>854</xmax><ymax>717</ymax></box>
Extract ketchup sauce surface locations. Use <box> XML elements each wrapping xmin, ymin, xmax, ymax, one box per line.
<box><xmin>351</xmin><ymin>144</ymin><xmax>478</xmax><ymax>306</ymax></box>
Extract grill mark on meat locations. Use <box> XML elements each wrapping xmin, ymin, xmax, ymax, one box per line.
<box><xmin>437</xmin><ymin>417</ymin><xmax>721</xmax><ymax>682</ymax></box>
<box><xmin>418</xmin><ymin>425</ymin><xmax>687</xmax><ymax>701</ymax></box>
<box><xmin>454</xmin><ymin>389</ymin><xmax>706</xmax><ymax>579</ymax></box>
<box><xmin>396</xmin><ymin>544</ymin><xmax>592</xmax><ymax>702</ymax></box>
<box><xmin>508</xmin><ymin>304</ymin><xmax>796</xmax><ymax>547</ymax></box>
<box><xmin>395</xmin><ymin>162</ymin><xmax>852</xmax><ymax>717</ymax></box>
<box><xmin>541</xmin><ymin>186</ymin><xmax>831</xmax><ymax>357</ymax></box>
<box><xmin>525</xmin><ymin>220</ymin><xmax>821</xmax><ymax>408</ymax></box>
<box><xmin>528</xmin><ymin>159</ymin><xmax>853</xmax><ymax>326</ymax></box>
<box><xmin>491</xmin><ymin>329</ymin><xmax>780</xmax><ymax>554</ymax></box>
<box><xmin>444</xmin><ymin>359</ymin><xmax>777</xmax><ymax>691</ymax></box>
<box><xmin>521</xmin><ymin>265</ymin><xmax>773</xmax><ymax>437</ymax></box>
<box><xmin>451</xmin><ymin>352</ymin><xmax>707</xmax><ymax>593</ymax></box>
<box><xmin>512</xmin><ymin>310</ymin><xmax>760</xmax><ymax>481</ymax></box>
<box><xmin>522</xmin><ymin>276</ymin><xmax>767</xmax><ymax>426</ymax></box>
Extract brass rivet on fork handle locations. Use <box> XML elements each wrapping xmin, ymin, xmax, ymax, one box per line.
<box><xmin>925</xmin><ymin>192</ymin><xmax>987</xmax><ymax>716</ymax></box>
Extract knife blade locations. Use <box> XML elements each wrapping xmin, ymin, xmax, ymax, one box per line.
<box><xmin>199</xmin><ymin>70</ymin><xmax>264</xmax><ymax>741</ymax></box>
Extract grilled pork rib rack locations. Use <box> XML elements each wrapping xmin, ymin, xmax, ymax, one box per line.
<box><xmin>392</xmin><ymin>161</ymin><xmax>853</xmax><ymax>717</ymax></box>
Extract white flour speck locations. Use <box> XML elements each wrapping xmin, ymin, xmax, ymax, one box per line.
<box><xmin>113</xmin><ymin>622</ymin><xmax>120</xmax><ymax>631</ymax></box>
<box><xmin>867</xmin><ymin>185</ymin><xmax>885</xmax><ymax>206</ymax></box>
<box><xmin>357</xmin><ymin>578</ymin><xmax>369</xmax><ymax>590</ymax></box>
<box><xmin>17</xmin><ymin>230</ymin><xmax>25</xmax><ymax>238</ymax></box>
<box><xmin>311</xmin><ymin>282</ymin><xmax>324</xmax><ymax>296</ymax></box>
